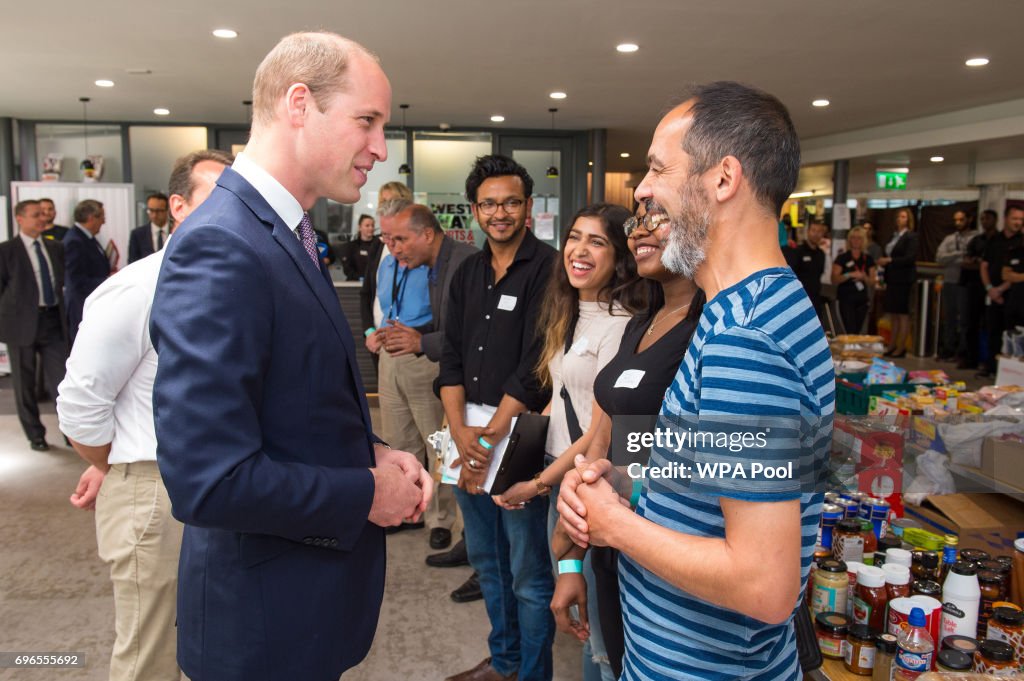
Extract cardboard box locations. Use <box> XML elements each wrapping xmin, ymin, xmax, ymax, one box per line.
<box><xmin>981</xmin><ymin>437</ymin><xmax>1024</xmax><ymax>492</ymax></box>
<box><xmin>903</xmin><ymin>493</ymin><xmax>1024</xmax><ymax>553</ymax></box>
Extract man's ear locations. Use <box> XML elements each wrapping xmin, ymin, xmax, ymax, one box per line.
<box><xmin>713</xmin><ymin>155</ymin><xmax>744</xmax><ymax>204</ymax></box>
<box><xmin>284</xmin><ymin>83</ymin><xmax>313</xmax><ymax>128</ymax></box>
<box><xmin>168</xmin><ymin>194</ymin><xmax>188</xmax><ymax>228</ymax></box>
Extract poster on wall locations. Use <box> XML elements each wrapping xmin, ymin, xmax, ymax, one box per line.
<box><xmin>428</xmin><ymin>194</ymin><xmax>480</xmax><ymax>246</ymax></box>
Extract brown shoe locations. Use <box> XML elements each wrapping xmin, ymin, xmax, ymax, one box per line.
<box><xmin>444</xmin><ymin>657</ymin><xmax>517</xmax><ymax>681</ymax></box>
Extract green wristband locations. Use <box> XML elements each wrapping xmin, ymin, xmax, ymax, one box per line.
<box><xmin>557</xmin><ymin>559</ymin><xmax>583</xmax><ymax>575</ymax></box>
<box><xmin>477</xmin><ymin>436</ymin><xmax>494</xmax><ymax>450</ymax></box>
<box><xmin>364</xmin><ymin>327</ymin><xmax>376</xmax><ymax>338</ymax></box>
<box><xmin>630</xmin><ymin>479</ymin><xmax>643</xmax><ymax>508</ymax></box>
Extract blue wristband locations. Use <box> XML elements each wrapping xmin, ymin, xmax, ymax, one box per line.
<box><xmin>629</xmin><ymin>479</ymin><xmax>642</xmax><ymax>508</ymax></box>
<box><xmin>557</xmin><ymin>559</ymin><xmax>583</xmax><ymax>575</ymax></box>
<box><xmin>477</xmin><ymin>436</ymin><xmax>494</xmax><ymax>450</ymax></box>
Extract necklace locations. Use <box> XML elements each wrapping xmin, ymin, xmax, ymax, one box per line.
<box><xmin>646</xmin><ymin>301</ymin><xmax>691</xmax><ymax>336</ymax></box>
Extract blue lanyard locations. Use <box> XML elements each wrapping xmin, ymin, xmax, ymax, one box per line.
<box><xmin>388</xmin><ymin>265</ymin><xmax>409</xmax><ymax>320</ymax></box>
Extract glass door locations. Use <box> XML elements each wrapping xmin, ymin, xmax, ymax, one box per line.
<box><xmin>498</xmin><ymin>135</ymin><xmax>577</xmax><ymax>248</ymax></box>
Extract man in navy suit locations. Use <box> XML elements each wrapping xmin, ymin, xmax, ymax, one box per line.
<box><xmin>63</xmin><ymin>199</ymin><xmax>111</xmax><ymax>344</ymax></box>
<box><xmin>150</xmin><ymin>32</ymin><xmax>431</xmax><ymax>681</ymax></box>
<box><xmin>128</xmin><ymin>192</ymin><xmax>170</xmax><ymax>263</ymax></box>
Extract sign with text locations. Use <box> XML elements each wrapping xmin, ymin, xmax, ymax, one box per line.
<box><xmin>427</xmin><ymin>193</ymin><xmax>479</xmax><ymax>245</ymax></box>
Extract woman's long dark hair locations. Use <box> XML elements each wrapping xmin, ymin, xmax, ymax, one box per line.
<box><xmin>535</xmin><ymin>203</ymin><xmax>648</xmax><ymax>387</ymax></box>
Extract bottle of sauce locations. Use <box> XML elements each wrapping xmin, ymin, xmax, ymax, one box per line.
<box><xmin>887</xmin><ymin>548</ymin><xmax>913</xmax><ymax>569</ymax></box>
<box><xmin>860</xmin><ymin>519</ymin><xmax>878</xmax><ymax>566</ymax></box>
<box><xmin>812</xmin><ymin>559</ymin><xmax>849</xmax><ymax>617</ymax></box>
<box><xmin>873</xmin><ymin>633</ymin><xmax>897</xmax><ymax>681</ymax></box>
<box><xmin>884</xmin><ymin>564</ymin><xmax>912</xmax><ymax>601</ymax></box>
<box><xmin>853</xmin><ymin>565</ymin><xmax>888</xmax><ymax>632</ymax></box>
<box><xmin>940</xmin><ymin>534</ymin><xmax>958</xmax><ymax>581</ymax></box>
<box><xmin>894</xmin><ymin>607</ymin><xmax>934</xmax><ymax>680</ymax></box>
<box><xmin>912</xmin><ymin>551</ymin><xmax>940</xmax><ymax>582</ymax></box>
<box><xmin>941</xmin><ymin>560</ymin><xmax>981</xmax><ymax>640</ymax></box>
<box><xmin>845</xmin><ymin>623</ymin><xmax>877</xmax><ymax>676</ymax></box>
<box><xmin>836</xmin><ymin>519</ymin><xmax>865</xmax><ymax>564</ymax></box>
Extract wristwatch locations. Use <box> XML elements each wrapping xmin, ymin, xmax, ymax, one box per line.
<box><xmin>534</xmin><ymin>472</ymin><xmax>551</xmax><ymax>496</ymax></box>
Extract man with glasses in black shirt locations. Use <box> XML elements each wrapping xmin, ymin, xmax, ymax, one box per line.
<box><xmin>438</xmin><ymin>155</ymin><xmax>556</xmax><ymax>681</ymax></box>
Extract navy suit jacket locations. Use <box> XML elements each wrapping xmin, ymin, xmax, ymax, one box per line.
<box><xmin>128</xmin><ymin>224</ymin><xmax>157</xmax><ymax>263</ymax></box>
<box><xmin>150</xmin><ymin>168</ymin><xmax>385</xmax><ymax>681</ymax></box>
<box><xmin>62</xmin><ymin>226</ymin><xmax>109</xmax><ymax>339</ymax></box>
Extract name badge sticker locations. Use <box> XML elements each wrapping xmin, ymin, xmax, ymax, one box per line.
<box><xmin>855</xmin><ymin>281</ymin><xmax>866</xmax><ymax>292</ymax></box>
<box><xmin>614</xmin><ymin>369</ymin><xmax>646</xmax><ymax>389</ymax></box>
<box><xmin>802</xmin><ymin>255</ymin><xmax>812</xmax><ymax>262</ymax></box>
<box><xmin>497</xmin><ymin>295</ymin><xmax>518</xmax><ymax>311</ymax></box>
<box><xmin>571</xmin><ymin>337</ymin><xmax>590</xmax><ymax>355</ymax></box>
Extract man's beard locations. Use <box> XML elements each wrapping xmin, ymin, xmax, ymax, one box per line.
<box><xmin>657</xmin><ymin>178</ymin><xmax>711</xmax><ymax>278</ymax></box>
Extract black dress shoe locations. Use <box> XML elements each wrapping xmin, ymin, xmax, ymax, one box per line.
<box><xmin>30</xmin><ymin>439</ymin><xmax>50</xmax><ymax>452</ymax></box>
<box><xmin>430</xmin><ymin>527</ymin><xmax>452</xmax><ymax>550</ymax></box>
<box><xmin>451</xmin><ymin>572</ymin><xmax>483</xmax><ymax>603</ymax></box>
<box><xmin>426</xmin><ymin>537</ymin><xmax>469</xmax><ymax>567</ymax></box>
<box><xmin>385</xmin><ymin>520</ymin><xmax>425</xmax><ymax>535</ymax></box>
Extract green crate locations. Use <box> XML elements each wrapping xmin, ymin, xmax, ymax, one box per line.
<box><xmin>835</xmin><ymin>372</ymin><xmax>933</xmax><ymax>415</ymax></box>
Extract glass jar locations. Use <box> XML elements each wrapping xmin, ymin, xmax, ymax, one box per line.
<box><xmin>960</xmin><ymin>548</ymin><xmax>991</xmax><ymax>567</ymax></box>
<box><xmin>860</xmin><ymin>520</ymin><xmax>878</xmax><ymax>566</ymax></box>
<box><xmin>936</xmin><ymin>648</ymin><xmax>972</xmax><ymax>672</ymax></box>
<box><xmin>812</xmin><ymin>559</ymin><xmax>849</xmax><ymax>617</ymax></box>
<box><xmin>987</xmin><ymin>606</ymin><xmax>1024</xmax><ymax>666</ymax></box>
<box><xmin>940</xmin><ymin>635</ymin><xmax>980</xmax><ymax>657</ymax></box>
<box><xmin>911</xmin><ymin>579</ymin><xmax>942</xmax><ymax>598</ymax></box>
<box><xmin>912</xmin><ymin>550</ymin><xmax>940</xmax><ymax>582</ymax></box>
<box><xmin>815</xmin><ymin>611</ymin><xmax>850</xmax><ymax>660</ymax></box>
<box><xmin>981</xmin><ymin>559</ymin><xmax>1011</xmax><ymax>600</ymax></box>
<box><xmin>872</xmin><ymin>633</ymin><xmax>897</xmax><ymax>681</ymax></box>
<box><xmin>835</xmin><ymin>519</ymin><xmax>865</xmax><ymax>564</ymax></box>
<box><xmin>973</xmin><ymin>639</ymin><xmax>1016</xmax><ymax>675</ymax></box>
<box><xmin>979</xmin><ymin>569</ymin><xmax>1003</xmax><ymax>637</ymax></box>
<box><xmin>844</xmin><ymin>623</ymin><xmax>877</xmax><ymax>676</ymax></box>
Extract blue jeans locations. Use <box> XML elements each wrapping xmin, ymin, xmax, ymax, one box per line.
<box><xmin>456</xmin><ymin>488</ymin><xmax>555</xmax><ymax>681</ymax></box>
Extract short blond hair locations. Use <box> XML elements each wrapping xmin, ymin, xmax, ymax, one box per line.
<box><xmin>251</xmin><ymin>31</ymin><xmax>377</xmax><ymax>128</ymax></box>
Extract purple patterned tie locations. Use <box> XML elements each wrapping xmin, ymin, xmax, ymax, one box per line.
<box><xmin>296</xmin><ymin>212</ymin><xmax>320</xmax><ymax>268</ymax></box>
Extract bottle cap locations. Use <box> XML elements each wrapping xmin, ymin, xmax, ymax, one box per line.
<box><xmin>908</xmin><ymin>607</ymin><xmax>926</xmax><ymax>627</ymax></box>
<box><xmin>883</xmin><ymin>563</ymin><xmax>911</xmax><ymax>585</ymax></box>
<box><xmin>875</xmin><ymin>633</ymin><xmax>897</xmax><ymax>654</ymax></box>
<box><xmin>847</xmin><ymin>623</ymin><xmax>874</xmax><ymax>642</ymax></box>
<box><xmin>886</xmin><ymin>548</ymin><xmax>912</xmax><ymax>567</ymax></box>
<box><xmin>950</xmin><ymin>560</ymin><xmax>977</xmax><ymax>576</ymax></box>
<box><xmin>993</xmin><ymin>606</ymin><xmax>1024</xmax><ymax>626</ymax></box>
<box><xmin>815</xmin><ymin>611</ymin><xmax>850</xmax><ymax>635</ymax></box>
<box><xmin>1015</xmin><ymin>537</ymin><xmax>1024</xmax><ymax>553</ymax></box>
<box><xmin>979</xmin><ymin>639</ymin><xmax>1015</xmax><ymax>663</ymax></box>
<box><xmin>936</xmin><ymin>649</ymin><xmax>972</xmax><ymax>671</ymax></box>
<box><xmin>857</xmin><ymin>565</ymin><xmax>885</xmax><ymax>588</ymax></box>
<box><xmin>818</xmin><ymin>559</ymin><xmax>847</xmax><ymax>573</ymax></box>
<box><xmin>978</xmin><ymin>569</ymin><xmax>1001</xmax><ymax>585</ymax></box>
<box><xmin>919</xmin><ymin>551</ymin><xmax>939</xmax><ymax>569</ymax></box>
<box><xmin>837</xmin><ymin>519</ymin><xmax>862</xmax><ymax>533</ymax></box>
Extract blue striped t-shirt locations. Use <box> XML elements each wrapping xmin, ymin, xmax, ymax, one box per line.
<box><xmin>619</xmin><ymin>267</ymin><xmax>834</xmax><ymax>681</ymax></box>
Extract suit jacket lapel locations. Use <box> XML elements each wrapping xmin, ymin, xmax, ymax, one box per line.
<box><xmin>14</xmin><ymin>239</ymin><xmax>40</xmax><ymax>301</ymax></box>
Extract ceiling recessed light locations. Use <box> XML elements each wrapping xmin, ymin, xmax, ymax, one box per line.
<box><xmin>213</xmin><ymin>28</ymin><xmax>238</xmax><ymax>39</ymax></box>
<box><xmin>153</xmin><ymin>108</ymin><xmax>170</xmax><ymax>116</ymax></box>
<box><xmin>490</xmin><ymin>115</ymin><xmax>505</xmax><ymax>123</ymax></box>
<box><xmin>812</xmin><ymin>99</ymin><xmax>830</xmax><ymax>108</ymax></box>
<box><xmin>930</xmin><ymin>156</ymin><xmax>945</xmax><ymax>163</ymax></box>
<box><xmin>620</xmin><ymin>152</ymin><xmax>630</xmax><ymax>158</ymax></box>
<box><xmin>965</xmin><ymin>57</ymin><xmax>989</xmax><ymax>67</ymax></box>
<box><xmin>549</xmin><ymin>91</ymin><xmax>567</xmax><ymax>100</ymax></box>
<box><xmin>588</xmin><ymin>161</ymin><xmax>593</xmax><ymax>166</ymax></box>
<box><xmin>616</xmin><ymin>43</ymin><xmax>639</xmax><ymax>53</ymax></box>
<box><xmin>95</xmin><ymin>79</ymin><xmax>115</xmax><ymax>88</ymax></box>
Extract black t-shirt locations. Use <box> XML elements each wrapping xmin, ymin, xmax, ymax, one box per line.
<box><xmin>833</xmin><ymin>251</ymin><xmax>874</xmax><ymax>302</ymax></box>
<box><xmin>962</xmin><ymin>231</ymin><xmax>992</xmax><ymax>286</ymax></box>
<box><xmin>593</xmin><ymin>313</ymin><xmax>698</xmax><ymax>465</ymax></box>
<box><xmin>1005</xmin><ymin>246</ymin><xmax>1024</xmax><ymax>310</ymax></box>
<box><xmin>786</xmin><ymin>242</ymin><xmax>825</xmax><ymax>303</ymax></box>
<box><xmin>982</xmin><ymin>231</ymin><xmax>1023</xmax><ymax>288</ymax></box>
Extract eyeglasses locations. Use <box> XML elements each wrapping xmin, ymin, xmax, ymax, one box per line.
<box><xmin>624</xmin><ymin>213</ymin><xmax>669</xmax><ymax>238</ymax></box>
<box><xmin>147</xmin><ymin>207</ymin><xmax>168</xmax><ymax>214</ymax></box>
<box><xmin>475</xmin><ymin>198</ymin><xmax>525</xmax><ymax>216</ymax></box>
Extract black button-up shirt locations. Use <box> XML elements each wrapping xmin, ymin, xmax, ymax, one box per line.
<box><xmin>437</xmin><ymin>228</ymin><xmax>556</xmax><ymax>412</ymax></box>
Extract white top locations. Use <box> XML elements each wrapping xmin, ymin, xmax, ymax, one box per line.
<box><xmin>544</xmin><ymin>300</ymin><xmax>631</xmax><ymax>456</ymax></box>
<box><xmin>57</xmin><ymin>247</ymin><xmax>169</xmax><ymax>463</ymax></box>
<box><xmin>232</xmin><ymin>151</ymin><xmax>304</xmax><ymax>236</ymax></box>
<box><xmin>17</xmin><ymin>232</ymin><xmax>57</xmax><ymax>306</ymax></box>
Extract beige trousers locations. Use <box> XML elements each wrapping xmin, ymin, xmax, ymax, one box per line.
<box><xmin>378</xmin><ymin>351</ymin><xmax>458</xmax><ymax>531</ymax></box>
<box><xmin>95</xmin><ymin>461</ymin><xmax>183</xmax><ymax>681</ymax></box>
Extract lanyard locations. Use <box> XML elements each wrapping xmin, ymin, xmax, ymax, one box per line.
<box><xmin>388</xmin><ymin>264</ymin><xmax>409</xmax><ymax>320</ymax></box>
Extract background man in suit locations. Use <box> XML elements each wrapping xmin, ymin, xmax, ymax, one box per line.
<box><xmin>39</xmin><ymin>198</ymin><xmax>70</xmax><ymax>241</ymax></box>
<box><xmin>128</xmin><ymin>193</ymin><xmax>170</xmax><ymax>263</ymax></box>
<box><xmin>60</xmin><ymin>149</ymin><xmax>232</xmax><ymax>681</ymax></box>
<box><xmin>64</xmin><ymin>199</ymin><xmax>111</xmax><ymax>344</ymax></box>
<box><xmin>150</xmin><ymin>32</ymin><xmax>431</xmax><ymax>681</ymax></box>
<box><xmin>0</xmin><ymin>200</ymin><xmax>67</xmax><ymax>451</ymax></box>
<box><xmin>381</xmin><ymin>203</ymin><xmax>477</xmax><ymax>551</ymax></box>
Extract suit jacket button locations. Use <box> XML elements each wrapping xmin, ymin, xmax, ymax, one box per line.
<box><xmin>303</xmin><ymin>537</ymin><xmax>313</xmax><ymax>545</ymax></box>
<box><xmin>329</xmin><ymin>538</ymin><xmax>339</xmax><ymax>547</ymax></box>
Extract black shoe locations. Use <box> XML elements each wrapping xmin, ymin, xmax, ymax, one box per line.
<box><xmin>30</xmin><ymin>439</ymin><xmax>50</xmax><ymax>452</ymax></box>
<box><xmin>426</xmin><ymin>538</ymin><xmax>469</xmax><ymax>567</ymax></box>
<box><xmin>385</xmin><ymin>520</ymin><xmax>425</xmax><ymax>535</ymax></box>
<box><xmin>430</xmin><ymin>527</ymin><xmax>452</xmax><ymax>550</ymax></box>
<box><xmin>450</xmin><ymin>573</ymin><xmax>483</xmax><ymax>603</ymax></box>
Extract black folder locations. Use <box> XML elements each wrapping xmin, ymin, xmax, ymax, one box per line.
<box><xmin>488</xmin><ymin>413</ymin><xmax>550</xmax><ymax>495</ymax></box>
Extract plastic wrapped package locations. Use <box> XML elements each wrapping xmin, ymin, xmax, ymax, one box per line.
<box><xmin>938</xmin><ymin>420</ymin><xmax>1024</xmax><ymax>468</ymax></box>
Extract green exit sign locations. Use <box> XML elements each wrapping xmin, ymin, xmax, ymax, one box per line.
<box><xmin>876</xmin><ymin>170</ymin><xmax>908</xmax><ymax>190</ymax></box>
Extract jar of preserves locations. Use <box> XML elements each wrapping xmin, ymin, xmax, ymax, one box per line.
<box><xmin>973</xmin><ymin>639</ymin><xmax>1016</xmax><ymax>674</ymax></box>
<box><xmin>815</xmin><ymin>611</ymin><xmax>850</xmax><ymax>660</ymax></box>
<box><xmin>835</xmin><ymin>519</ymin><xmax>865</xmax><ymax>564</ymax></box>
<box><xmin>844</xmin><ymin>623</ymin><xmax>877</xmax><ymax>676</ymax></box>
<box><xmin>979</xmin><ymin>569</ymin><xmax>1002</xmax><ymax>637</ymax></box>
<box><xmin>987</xmin><ymin>606</ymin><xmax>1024</xmax><ymax>665</ymax></box>
<box><xmin>912</xmin><ymin>551</ymin><xmax>940</xmax><ymax>582</ymax></box>
<box><xmin>981</xmin><ymin>559</ymin><xmax>1011</xmax><ymax>600</ymax></box>
<box><xmin>853</xmin><ymin>565</ymin><xmax>888</xmax><ymax>632</ymax></box>
<box><xmin>960</xmin><ymin>548</ymin><xmax>991</xmax><ymax>567</ymax></box>
<box><xmin>936</xmin><ymin>648</ymin><xmax>972</xmax><ymax>672</ymax></box>
<box><xmin>812</xmin><ymin>559</ymin><xmax>849</xmax><ymax>617</ymax></box>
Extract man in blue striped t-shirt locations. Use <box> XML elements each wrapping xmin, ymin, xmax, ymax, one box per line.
<box><xmin>558</xmin><ymin>81</ymin><xmax>833</xmax><ymax>680</ymax></box>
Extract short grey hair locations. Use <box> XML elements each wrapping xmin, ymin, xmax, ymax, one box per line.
<box><xmin>377</xmin><ymin>198</ymin><xmax>413</xmax><ymax>217</ymax></box>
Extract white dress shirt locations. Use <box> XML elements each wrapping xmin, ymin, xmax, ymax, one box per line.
<box><xmin>17</xmin><ymin>232</ymin><xmax>57</xmax><ymax>306</ymax></box>
<box><xmin>57</xmin><ymin>248</ymin><xmax>168</xmax><ymax>463</ymax></box>
<box><xmin>150</xmin><ymin>222</ymin><xmax>169</xmax><ymax>252</ymax></box>
<box><xmin>232</xmin><ymin>152</ymin><xmax>304</xmax><ymax>236</ymax></box>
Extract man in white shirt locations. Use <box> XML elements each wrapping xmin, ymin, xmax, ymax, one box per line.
<box><xmin>0</xmin><ymin>200</ymin><xmax>67</xmax><ymax>451</ymax></box>
<box><xmin>58</xmin><ymin>148</ymin><xmax>233</xmax><ymax>681</ymax></box>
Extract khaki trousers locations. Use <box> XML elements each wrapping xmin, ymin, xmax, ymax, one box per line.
<box><xmin>378</xmin><ymin>351</ymin><xmax>458</xmax><ymax>531</ymax></box>
<box><xmin>95</xmin><ymin>461</ymin><xmax>183</xmax><ymax>681</ymax></box>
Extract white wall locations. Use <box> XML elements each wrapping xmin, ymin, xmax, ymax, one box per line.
<box><xmin>35</xmin><ymin>124</ymin><xmax>123</xmax><ymax>182</ymax></box>
<box><xmin>412</xmin><ymin>136</ymin><xmax>492</xmax><ymax>194</ymax></box>
<box><xmin>128</xmin><ymin>126</ymin><xmax>208</xmax><ymax>209</ymax></box>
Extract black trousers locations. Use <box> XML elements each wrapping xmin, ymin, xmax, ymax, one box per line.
<box><xmin>8</xmin><ymin>307</ymin><xmax>67</xmax><ymax>441</ymax></box>
<box><xmin>592</xmin><ymin>546</ymin><xmax>624</xmax><ymax>678</ymax></box>
<box><xmin>964</xmin><ymin>281</ymin><xmax>986</xmax><ymax>367</ymax></box>
<box><xmin>838</xmin><ymin>296</ymin><xmax>869</xmax><ymax>335</ymax></box>
<box><xmin>985</xmin><ymin>301</ymin><xmax>1007</xmax><ymax>374</ymax></box>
